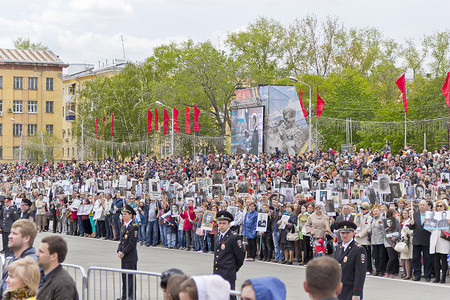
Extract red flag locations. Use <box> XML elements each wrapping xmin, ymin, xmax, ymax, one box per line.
<box><xmin>185</xmin><ymin>107</ymin><xmax>191</xmax><ymax>133</ymax></box>
<box><xmin>395</xmin><ymin>73</ymin><xmax>408</xmax><ymax>113</ymax></box>
<box><xmin>164</xmin><ymin>108</ymin><xmax>169</xmax><ymax>135</ymax></box>
<box><xmin>173</xmin><ymin>108</ymin><xmax>179</xmax><ymax>133</ymax></box>
<box><xmin>194</xmin><ymin>105</ymin><xmax>200</xmax><ymax>133</ymax></box>
<box><xmin>147</xmin><ymin>110</ymin><xmax>152</xmax><ymax>135</ymax></box>
<box><xmin>298</xmin><ymin>88</ymin><xmax>308</xmax><ymax>119</ymax></box>
<box><xmin>95</xmin><ymin>117</ymin><xmax>98</xmax><ymax>139</ymax></box>
<box><xmin>316</xmin><ymin>85</ymin><xmax>324</xmax><ymax>118</ymax></box>
<box><xmin>155</xmin><ymin>108</ymin><xmax>159</xmax><ymax>131</ymax></box>
<box><xmin>102</xmin><ymin>117</ymin><xmax>105</xmax><ymax>139</ymax></box>
<box><xmin>443</xmin><ymin>71</ymin><xmax>450</xmax><ymax>107</ymax></box>
<box><xmin>111</xmin><ymin>113</ymin><xmax>114</xmax><ymax>137</ymax></box>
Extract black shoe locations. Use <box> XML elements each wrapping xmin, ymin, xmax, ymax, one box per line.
<box><xmin>433</xmin><ymin>278</ymin><xmax>440</xmax><ymax>283</ymax></box>
<box><xmin>413</xmin><ymin>277</ymin><xmax>421</xmax><ymax>281</ymax></box>
<box><xmin>425</xmin><ymin>278</ymin><xmax>431</xmax><ymax>282</ymax></box>
<box><xmin>440</xmin><ymin>279</ymin><xmax>446</xmax><ymax>283</ymax></box>
<box><xmin>374</xmin><ymin>272</ymin><xmax>380</xmax><ymax>276</ymax></box>
<box><xmin>113</xmin><ymin>238</ymin><xmax>120</xmax><ymax>241</ymax></box>
<box><xmin>146</xmin><ymin>244</ymin><xmax>150</xmax><ymax>247</ymax></box>
<box><xmin>286</xmin><ymin>261</ymin><xmax>293</xmax><ymax>265</ymax></box>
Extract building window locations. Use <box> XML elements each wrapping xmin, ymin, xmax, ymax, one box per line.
<box><xmin>62</xmin><ymin>148</ymin><xmax>64</xmax><ymax>158</ymax></box>
<box><xmin>28</xmin><ymin>101</ymin><xmax>38</xmax><ymax>113</ymax></box>
<box><xmin>46</xmin><ymin>124</ymin><xmax>53</xmax><ymax>134</ymax></box>
<box><xmin>0</xmin><ymin>76</ymin><xmax>3</xmax><ymax>89</ymax></box>
<box><xmin>45</xmin><ymin>101</ymin><xmax>54</xmax><ymax>113</ymax></box>
<box><xmin>13</xmin><ymin>147</ymin><xmax>20</xmax><ymax>159</ymax></box>
<box><xmin>28</xmin><ymin>124</ymin><xmax>37</xmax><ymax>136</ymax></box>
<box><xmin>13</xmin><ymin>124</ymin><xmax>22</xmax><ymax>136</ymax></box>
<box><xmin>62</xmin><ymin>129</ymin><xmax>65</xmax><ymax>139</ymax></box>
<box><xmin>0</xmin><ymin>147</ymin><xmax>2</xmax><ymax>159</ymax></box>
<box><xmin>46</xmin><ymin>78</ymin><xmax>54</xmax><ymax>91</ymax></box>
<box><xmin>0</xmin><ymin>100</ymin><xmax>3</xmax><ymax>113</ymax></box>
<box><xmin>13</xmin><ymin>77</ymin><xmax>23</xmax><ymax>89</ymax></box>
<box><xmin>0</xmin><ymin>124</ymin><xmax>2</xmax><ymax>136</ymax></box>
<box><xmin>13</xmin><ymin>100</ymin><xmax>23</xmax><ymax>113</ymax></box>
<box><xmin>67</xmin><ymin>148</ymin><xmax>70</xmax><ymax>157</ymax></box>
<box><xmin>72</xmin><ymin>147</ymin><xmax>74</xmax><ymax>157</ymax></box>
<box><xmin>28</xmin><ymin>77</ymin><xmax>38</xmax><ymax>90</ymax></box>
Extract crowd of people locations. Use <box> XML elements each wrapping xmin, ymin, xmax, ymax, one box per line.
<box><xmin>1</xmin><ymin>144</ymin><xmax>450</xmax><ymax>298</ymax></box>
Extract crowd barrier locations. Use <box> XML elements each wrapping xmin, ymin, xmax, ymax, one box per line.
<box><xmin>2</xmin><ymin>257</ymin><xmax>241</xmax><ymax>299</ymax></box>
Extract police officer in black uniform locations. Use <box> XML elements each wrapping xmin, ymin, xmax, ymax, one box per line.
<box><xmin>117</xmin><ymin>204</ymin><xmax>139</xmax><ymax>300</ymax></box>
<box><xmin>0</xmin><ymin>197</ymin><xmax>19</xmax><ymax>257</ymax></box>
<box><xmin>19</xmin><ymin>199</ymin><xmax>33</xmax><ymax>220</ymax></box>
<box><xmin>214</xmin><ymin>211</ymin><xmax>245</xmax><ymax>294</ymax></box>
<box><xmin>334</xmin><ymin>221</ymin><xmax>367</xmax><ymax>300</ymax></box>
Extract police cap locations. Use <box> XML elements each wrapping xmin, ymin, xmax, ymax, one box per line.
<box><xmin>216</xmin><ymin>210</ymin><xmax>233</xmax><ymax>223</ymax></box>
<box><xmin>122</xmin><ymin>204</ymin><xmax>136</xmax><ymax>216</ymax></box>
<box><xmin>336</xmin><ymin>220</ymin><xmax>357</xmax><ymax>232</ymax></box>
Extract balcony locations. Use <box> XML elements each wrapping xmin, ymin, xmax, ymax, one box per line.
<box><xmin>65</xmin><ymin>94</ymin><xmax>76</xmax><ymax>103</ymax></box>
<box><xmin>65</xmin><ymin>114</ymin><xmax>76</xmax><ymax>122</ymax></box>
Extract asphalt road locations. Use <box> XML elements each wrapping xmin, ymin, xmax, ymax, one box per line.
<box><xmin>27</xmin><ymin>232</ymin><xmax>450</xmax><ymax>300</ymax></box>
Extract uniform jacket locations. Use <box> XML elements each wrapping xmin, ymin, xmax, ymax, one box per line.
<box><xmin>0</xmin><ymin>205</ymin><xmax>19</xmax><ymax>232</ymax></box>
<box><xmin>20</xmin><ymin>209</ymin><xmax>33</xmax><ymax>220</ymax></box>
<box><xmin>409</xmin><ymin>211</ymin><xmax>431</xmax><ymax>246</ymax></box>
<box><xmin>36</xmin><ymin>265</ymin><xmax>79</xmax><ymax>300</ymax></box>
<box><xmin>355</xmin><ymin>213</ymin><xmax>372</xmax><ymax>245</ymax></box>
<box><xmin>213</xmin><ymin>229</ymin><xmax>245</xmax><ymax>283</ymax></box>
<box><xmin>335</xmin><ymin>239</ymin><xmax>367</xmax><ymax>300</ymax></box>
<box><xmin>117</xmin><ymin>221</ymin><xmax>139</xmax><ymax>262</ymax></box>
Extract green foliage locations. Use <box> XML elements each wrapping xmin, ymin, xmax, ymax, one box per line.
<box><xmin>13</xmin><ymin>37</ymin><xmax>48</xmax><ymax>50</ymax></box>
<box><xmin>25</xmin><ymin>132</ymin><xmax>61</xmax><ymax>163</ymax></box>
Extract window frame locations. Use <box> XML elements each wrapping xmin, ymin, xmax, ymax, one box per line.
<box><xmin>45</xmin><ymin>101</ymin><xmax>54</xmax><ymax>113</ymax></box>
<box><xmin>13</xmin><ymin>100</ymin><xmax>23</xmax><ymax>113</ymax></box>
<box><xmin>46</xmin><ymin>78</ymin><xmax>54</xmax><ymax>91</ymax></box>
<box><xmin>28</xmin><ymin>101</ymin><xmax>38</xmax><ymax>113</ymax></box>
<box><xmin>28</xmin><ymin>77</ymin><xmax>38</xmax><ymax>90</ymax></box>
<box><xmin>13</xmin><ymin>77</ymin><xmax>23</xmax><ymax>89</ymax></box>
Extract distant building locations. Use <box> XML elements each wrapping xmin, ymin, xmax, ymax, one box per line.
<box><xmin>62</xmin><ymin>60</ymin><xmax>126</xmax><ymax>161</ymax></box>
<box><xmin>0</xmin><ymin>48</ymin><xmax>68</xmax><ymax>162</ymax></box>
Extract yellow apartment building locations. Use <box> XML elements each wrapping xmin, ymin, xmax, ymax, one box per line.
<box><xmin>0</xmin><ymin>48</ymin><xmax>68</xmax><ymax>162</ymax></box>
<box><xmin>62</xmin><ymin>61</ymin><xmax>125</xmax><ymax>161</ymax></box>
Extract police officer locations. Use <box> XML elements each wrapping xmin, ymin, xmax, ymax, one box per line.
<box><xmin>117</xmin><ymin>204</ymin><xmax>139</xmax><ymax>300</ymax></box>
<box><xmin>334</xmin><ymin>221</ymin><xmax>367</xmax><ymax>300</ymax></box>
<box><xmin>214</xmin><ymin>210</ymin><xmax>245</xmax><ymax>294</ymax></box>
<box><xmin>0</xmin><ymin>197</ymin><xmax>19</xmax><ymax>257</ymax></box>
<box><xmin>19</xmin><ymin>199</ymin><xmax>33</xmax><ymax>220</ymax></box>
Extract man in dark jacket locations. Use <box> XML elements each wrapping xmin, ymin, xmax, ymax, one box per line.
<box><xmin>36</xmin><ymin>236</ymin><xmax>78</xmax><ymax>300</ymax></box>
<box><xmin>0</xmin><ymin>197</ymin><xmax>20</xmax><ymax>256</ymax></box>
<box><xmin>117</xmin><ymin>204</ymin><xmax>139</xmax><ymax>300</ymax></box>
<box><xmin>410</xmin><ymin>200</ymin><xmax>433</xmax><ymax>282</ymax></box>
<box><xmin>214</xmin><ymin>210</ymin><xmax>245</xmax><ymax>293</ymax></box>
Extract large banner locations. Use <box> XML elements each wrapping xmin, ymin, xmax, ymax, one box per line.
<box><xmin>231</xmin><ymin>107</ymin><xmax>264</xmax><ymax>155</ymax></box>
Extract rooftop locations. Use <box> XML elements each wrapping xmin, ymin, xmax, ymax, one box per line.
<box><xmin>0</xmin><ymin>48</ymin><xmax>68</xmax><ymax>67</ymax></box>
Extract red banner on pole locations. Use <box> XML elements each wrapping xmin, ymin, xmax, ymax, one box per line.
<box><xmin>298</xmin><ymin>88</ymin><xmax>308</xmax><ymax>119</ymax></box>
<box><xmin>443</xmin><ymin>71</ymin><xmax>450</xmax><ymax>107</ymax></box>
<box><xmin>395</xmin><ymin>73</ymin><xmax>408</xmax><ymax>113</ymax></box>
<box><xmin>147</xmin><ymin>110</ymin><xmax>152</xmax><ymax>135</ymax></box>
<box><xmin>194</xmin><ymin>105</ymin><xmax>200</xmax><ymax>133</ymax></box>
<box><xmin>155</xmin><ymin>108</ymin><xmax>159</xmax><ymax>131</ymax></box>
<box><xmin>316</xmin><ymin>86</ymin><xmax>324</xmax><ymax>118</ymax></box>
<box><xmin>164</xmin><ymin>109</ymin><xmax>169</xmax><ymax>135</ymax></box>
<box><xmin>185</xmin><ymin>107</ymin><xmax>191</xmax><ymax>133</ymax></box>
<box><xmin>174</xmin><ymin>108</ymin><xmax>179</xmax><ymax>133</ymax></box>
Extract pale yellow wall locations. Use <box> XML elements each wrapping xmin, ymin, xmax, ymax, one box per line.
<box><xmin>0</xmin><ymin>65</ymin><xmax>64</xmax><ymax>162</ymax></box>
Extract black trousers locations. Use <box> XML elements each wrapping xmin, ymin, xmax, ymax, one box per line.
<box><xmin>372</xmin><ymin>244</ymin><xmax>387</xmax><ymax>274</ymax></box>
<box><xmin>121</xmin><ymin>260</ymin><xmax>137</xmax><ymax>300</ymax></box>
<box><xmin>261</xmin><ymin>232</ymin><xmax>273</xmax><ymax>260</ymax></box>
<box><xmin>362</xmin><ymin>244</ymin><xmax>372</xmax><ymax>273</ymax></box>
<box><xmin>247</xmin><ymin>238</ymin><xmax>257</xmax><ymax>259</ymax></box>
<box><xmin>303</xmin><ymin>236</ymin><xmax>313</xmax><ymax>264</ymax></box>
<box><xmin>412</xmin><ymin>245</ymin><xmax>433</xmax><ymax>279</ymax></box>
<box><xmin>434</xmin><ymin>253</ymin><xmax>448</xmax><ymax>281</ymax></box>
<box><xmin>2</xmin><ymin>232</ymin><xmax>11</xmax><ymax>257</ymax></box>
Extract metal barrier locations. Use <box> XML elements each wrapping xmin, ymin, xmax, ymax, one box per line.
<box><xmin>61</xmin><ymin>263</ymin><xmax>87</xmax><ymax>300</ymax></box>
<box><xmin>86</xmin><ymin>266</ymin><xmax>161</xmax><ymax>300</ymax></box>
<box><xmin>230</xmin><ymin>290</ymin><xmax>242</xmax><ymax>298</ymax></box>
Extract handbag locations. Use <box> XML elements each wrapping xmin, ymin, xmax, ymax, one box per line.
<box><xmin>394</xmin><ymin>241</ymin><xmax>409</xmax><ymax>253</ymax></box>
<box><xmin>440</xmin><ymin>231</ymin><xmax>450</xmax><ymax>241</ymax></box>
<box><xmin>287</xmin><ymin>231</ymin><xmax>300</xmax><ymax>241</ymax></box>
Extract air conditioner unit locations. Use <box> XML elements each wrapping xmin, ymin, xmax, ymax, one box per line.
<box><xmin>8</xmin><ymin>108</ymin><xmax>13</xmax><ymax>113</ymax></box>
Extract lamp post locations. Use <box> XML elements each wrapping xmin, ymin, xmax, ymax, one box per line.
<box><xmin>10</xmin><ymin>118</ymin><xmax>23</xmax><ymax>165</ymax></box>
<box><xmin>155</xmin><ymin>101</ymin><xmax>174</xmax><ymax>156</ymax></box>
<box><xmin>68</xmin><ymin>110</ymin><xmax>84</xmax><ymax>162</ymax></box>
<box><xmin>289</xmin><ymin>76</ymin><xmax>312</xmax><ymax>152</ymax></box>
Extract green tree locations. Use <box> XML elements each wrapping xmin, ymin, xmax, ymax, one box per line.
<box><xmin>13</xmin><ymin>37</ymin><xmax>48</xmax><ymax>50</ymax></box>
<box><xmin>401</xmin><ymin>36</ymin><xmax>430</xmax><ymax>78</ymax></box>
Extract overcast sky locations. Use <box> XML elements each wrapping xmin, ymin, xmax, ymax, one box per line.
<box><xmin>1</xmin><ymin>0</ymin><xmax>449</xmax><ymax>66</ymax></box>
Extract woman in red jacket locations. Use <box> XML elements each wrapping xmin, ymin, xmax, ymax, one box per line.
<box><xmin>180</xmin><ymin>199</ymin><xmax>196</xmax><ymax>251</ymax></box>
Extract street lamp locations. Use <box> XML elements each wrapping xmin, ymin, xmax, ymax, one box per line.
<box><xmin>10</xmin><ymin>118</ymin><xmax>23</xmax><ymax>165</ymax></box>
<box><xmin>289</xmin><ymin>76</ymin><xmax>312</xmax><ymax>152</ymax></box>
<box><xmin>155</xmin><ymin>101</ymin><xmax>174</xmax><ymax>156</ymax></box>
<box><xmin>68</xmin><ymin>110</ymin><xmax>84</xmax><ymax>163</ymax></box>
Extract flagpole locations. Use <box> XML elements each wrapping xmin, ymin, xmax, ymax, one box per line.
<box><xmin>194</xmin><ymin>132</ymin><xmax>196</xmax><ymax>159</ymax></box>
<box><xmin>404</xmin><ymin>112</ymin><xmax>407</xmax><ymax>148</ymax></box>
